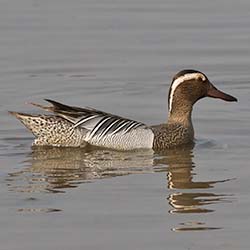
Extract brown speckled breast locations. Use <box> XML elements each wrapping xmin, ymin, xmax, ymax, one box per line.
<box><xmin>151</xmin><ymin>123</ymin><xmax>194</xmax><ymax>150</ymax></box>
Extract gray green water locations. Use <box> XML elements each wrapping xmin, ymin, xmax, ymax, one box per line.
<box><xmin>0</xmin><ymin>0</ymin><xmax>250</xmax><ymax>249</ymax></box>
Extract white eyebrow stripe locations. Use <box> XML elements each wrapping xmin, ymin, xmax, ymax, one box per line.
<box><xmin>168</xmin><ymin>73</ymin><xmax>206</xmax><ymax>113</ymax></box>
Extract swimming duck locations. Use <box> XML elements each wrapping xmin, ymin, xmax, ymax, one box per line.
<box><xmin>9</xmin><ymin>69</ymin><xmax>237</xmax><ymax>150</ymax></box>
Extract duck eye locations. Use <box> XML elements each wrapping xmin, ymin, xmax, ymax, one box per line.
<box><xmin>198</xmin><ymin>76</ymin><xmax>206</xmax><ymax>82</ymax></box>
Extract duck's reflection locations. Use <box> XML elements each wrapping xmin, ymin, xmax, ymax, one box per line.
<box><xmin>155</xmin><ymin>148</ymin><xmax>231</xmax><ymax>231</ymax></box>
<box><xmin>8</xmin><ymin>146</ymin><xmax>232</xmax><ymax>230</ymax></box>
<box><xmin>8</xmin><ymin>146</ymin><xmax>155</xmax><ymax>193</ymax></box>
<box><xmin>155</xmin><ymin>148</ymin><xmax>230</xmax><ymax>214</ymax></box>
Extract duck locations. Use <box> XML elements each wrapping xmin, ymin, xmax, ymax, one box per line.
<box><xmin>9</xmin><ymin>69</ymin><xmax>237</xmax><ymax>151</ymax></box>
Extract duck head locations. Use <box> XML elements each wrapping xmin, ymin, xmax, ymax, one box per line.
<box><xmin>168</xmin><ymin>69</ymin><xmax>237</xmax><ymax>116</ymax></box>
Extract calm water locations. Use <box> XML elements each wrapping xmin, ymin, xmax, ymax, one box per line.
<box><xmin>1</xmin><ymin>0</ymin><xmax>250</xmax><ymax>249</ymax></box>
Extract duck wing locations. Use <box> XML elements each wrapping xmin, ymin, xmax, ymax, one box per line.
<box><xmin>30</xmin><ymin>99</ymin><xmax>151</xmax><ymax>144</ymax></box>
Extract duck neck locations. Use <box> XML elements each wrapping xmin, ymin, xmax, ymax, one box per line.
<box><xmin>167</xmin><ymin>105</ymin><xmax>193</xmax><ymax>129</ymax></box>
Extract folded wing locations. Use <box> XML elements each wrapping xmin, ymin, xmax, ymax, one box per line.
<box><xmin>30</xmin><ymin>99</ymin><xmax>154</xmax><ymax>150</ymax></box>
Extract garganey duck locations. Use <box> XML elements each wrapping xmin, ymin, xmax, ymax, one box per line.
<box><xmin>9</xmin><ymin>69</ymin><xmax>237</xmax><ymax>150</ymax></box>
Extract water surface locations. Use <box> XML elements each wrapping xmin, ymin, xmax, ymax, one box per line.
<box><xmin>0</xmin><ymin>0</ymin><xmax>250</xmax><ymax>249</ymax></box>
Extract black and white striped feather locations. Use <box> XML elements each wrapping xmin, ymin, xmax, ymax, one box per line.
<box><xmin>44</xmin><ymin>99</ymin><xmax>148</xmax><ymax>141</ymax></box>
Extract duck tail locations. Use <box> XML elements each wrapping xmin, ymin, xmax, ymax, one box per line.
<box><xmin>8</xmin><ymin>111</ymin><xmax>86</xmax><ymax>147</ymax></box>
<box><xmin>27</xmin><ymin>99</ymin><xmax>73</xmax><ymax>113</ymax></box>
<box><xmin>27</xmin><ymin>101</ymin><xmax>54</xmax><ymax>112</ymax></box>
<box><xmin>8</xmin><ymin>111</ymin><xmax>52</xmax><ymax>137</ymax></box>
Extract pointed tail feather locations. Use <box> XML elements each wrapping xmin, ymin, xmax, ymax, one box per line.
<box><xmin>27</xmin><ymin>102</ymin><xmax>54</xmax><ymax>112</ymax></box>
<box><xmin>27</xmin><ymin>99</ymin><xmax>85</xmax><ymax>115</ymax></box>
<box><xmin>45</xmin><ymin>99</ymin><xmax>86</xmax><ymax>113</ymax></box>
<box><xmin>9</xmin><ymin>111</ymin><xmax>86</xmax><ymax>147</ymax></box>
<box><xmin>9</xmin><ymin>111</ymin><xmax>54</xmax><ymax>137</ymax></box>
<box><xmin>8</xmin><ymin>111</ymin><xmax>35</xmax><ymax>122</ymax></box>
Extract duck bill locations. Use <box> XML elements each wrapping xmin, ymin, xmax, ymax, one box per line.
<box><xmin>207</xmin><ymin>83</ymin><xmax>237</xmax><ymax>102</ymax></box>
